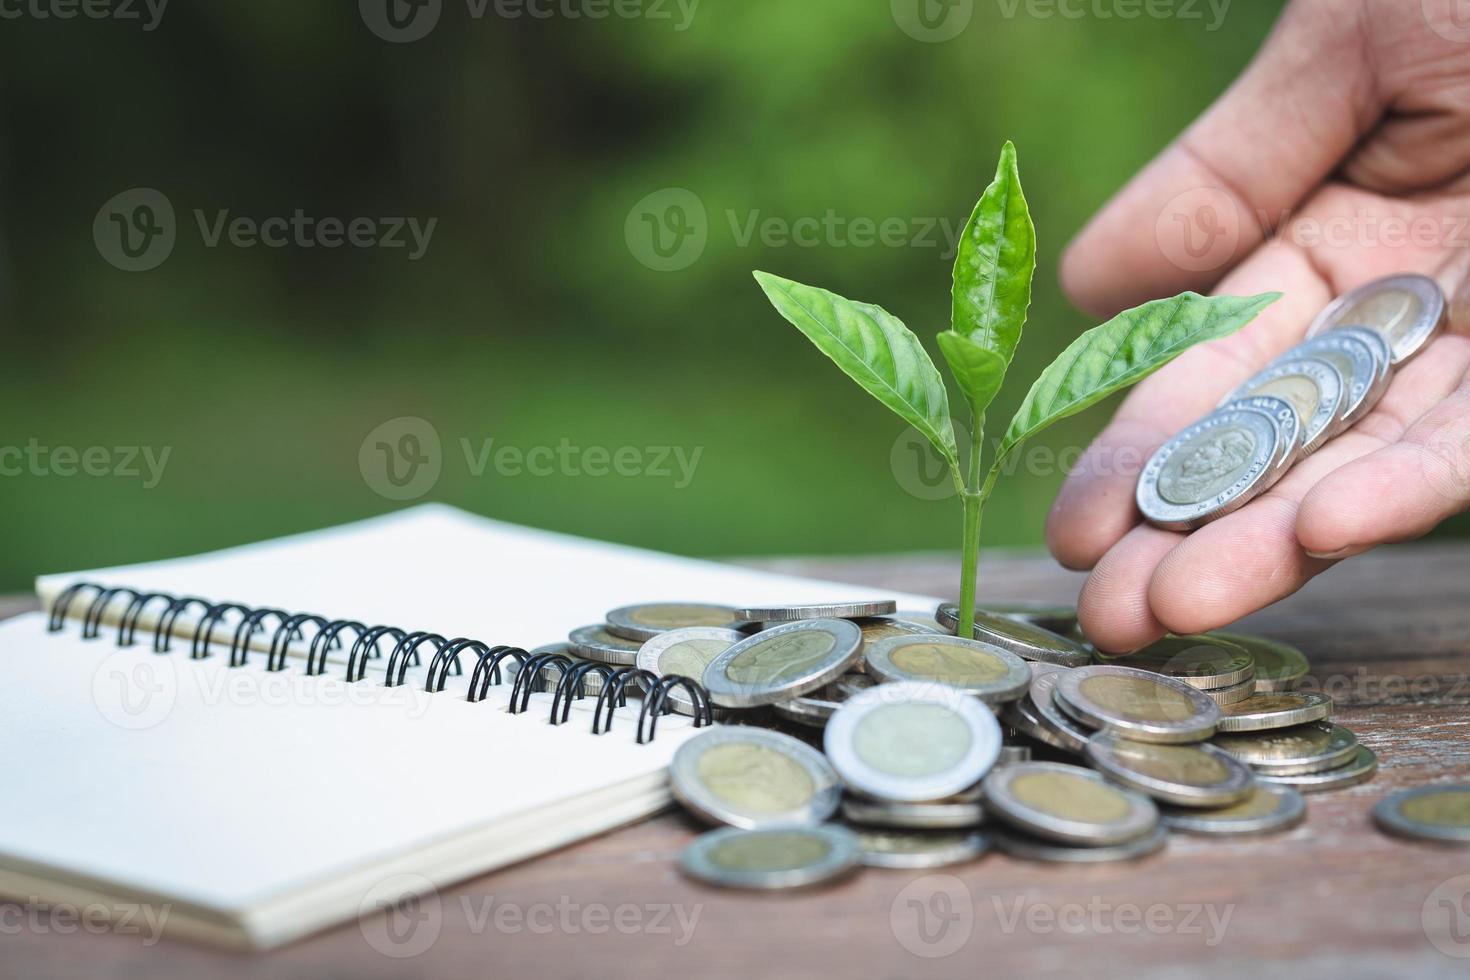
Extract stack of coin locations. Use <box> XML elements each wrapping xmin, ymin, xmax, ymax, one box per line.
<box><xmin>1098</xmin><ymin>634</ymin><xmax>1258</xmax><ymax>705</ymax></box>
<box><xmin>1138</xmin><ymin>273</ymin><xmax>1444</xmax><ymax>530</ymax></box>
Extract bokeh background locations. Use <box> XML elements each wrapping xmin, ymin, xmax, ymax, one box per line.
<box><xmin>8</xmin><ymin>0</ymin><xmax>1432</xmax><ymax>593</ymax></box>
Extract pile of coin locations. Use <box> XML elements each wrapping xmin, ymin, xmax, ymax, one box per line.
<box><xmin>545</xmin><ymin>598</ymin><xmax>1469</xmax><ymax>890</ymax></box>
<box><xmin>1138</xmin><ymin>273</ymin><xmax>1446</xmax><ymax>530</ymax></box>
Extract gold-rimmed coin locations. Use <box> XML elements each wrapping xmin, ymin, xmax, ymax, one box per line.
<box><xmin>1211</xmin><ymin>722</ymin><xmax>1357</xmax><ymax>775</ymax></box>
<box><xmin>1373</xmin><ymin>785</ymin><xmax>1470</xmax><ymax>844</ymax></box>
<box><xmin>1084</xmin><ymin>734</ymin><xmax>1255</xmax><ymax>808</ymax></box>
<box><xmin>1054</xmin><ymin>665</ymin><xmax>1219</xmax><ymax>744</ymax></box>
<box><xmin>1216</xmin><ymin>691</ymin><xmax>1332</xmax><ymax>733</ymax></box>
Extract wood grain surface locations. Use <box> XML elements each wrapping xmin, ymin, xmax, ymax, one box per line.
<box><xmin>5</xmin><ymin>544</ymin><xmax>1470</xmax><ymax>979</ymax></box>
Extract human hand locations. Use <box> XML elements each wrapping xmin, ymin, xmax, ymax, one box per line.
<box><xmin>1048</xmin><ymin>0</ymin><xmax>1470</xmax><ymax>653</ymax></box>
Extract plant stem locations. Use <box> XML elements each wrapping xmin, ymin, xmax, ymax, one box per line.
<box><xmin>958</xmin><ymin>489</ymin><xmax>983</xmax><ymax>637</ymax></box>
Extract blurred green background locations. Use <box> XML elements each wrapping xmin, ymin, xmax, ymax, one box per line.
<box><xmin>5</xmin><ymin>0</ymin><xmax>1423</xmax><ymax>593</ymax></box>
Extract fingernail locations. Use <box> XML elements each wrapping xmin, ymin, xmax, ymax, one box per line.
<box><xmin>1304</xmin><ymin>545</ymin><xmax>1368</xmax><ymax>561</ymax></box>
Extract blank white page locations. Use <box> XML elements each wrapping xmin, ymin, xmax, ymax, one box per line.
<box><xmin>35</xmin><ymin>504</ymin><xmax>940</xmax><ymax>652</ymax></box>
<box><xmin>0</xmin><ymin>614</ymin><xmax>695</xmax><ymax>929</ymax></box>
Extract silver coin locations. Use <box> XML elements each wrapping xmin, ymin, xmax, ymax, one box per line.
<box><xmin>1027</xmin><ymin>667</ymin><xmax>1092</xmax><ymax>753</ymax></box>
<box><xmin>1223</xmin><ymin>357</ymin><xmax>1346</xmax><ymax>453</ymax></box>
<box><xmin>1256</xmin><ymin>745</ymin><xmax>1376</xmax><ymax>793</ymax></box>
<box><xmin>1221</xmin><ymin>395</ymin><xmax>1303</xmax><ymax>477</ymax></box>
<box><xmin>1137</xmin><ymin>406</ymin><xmax>1282</xmax><ymax>530</ymax></box>
<box><xmin>735</xmin><ymin>600</ymin><xmax>897</xmax><ymax>623</ymax></box>
<box><xmin>636</xmin><ymin>626</ymin><xmax>746</xmax><ymax>715</ymax></box>
<box><xmin>1055</xmin><ymin>665</ymin><xmax>1220</xmax><ymax>744</ymax></box>
<box><xmin>841</xmin><ymin>796</ymin><xmax>985</xmax><ymax>830</ymax></box>
<box><xmin>833</xmin><ymin>672</ymin><xmax>876</xmax><ymax>700</ymax></box>
<box><xmin>855</xmin><ymin>829</ymin><xmax>989</xmax><ymax>869</ymax></box>
<box><xmin>854</xmin><ymin>616</ymin><xmax>943</xmax><ymax>644</ymax></box>
<box><xmin>772</xmin><ymin>693</ymin><xmax>839</xmax><ymax>728</ymax></box>
<box><xmin>605</xmin><ymin>602</ymin><xmax>740</xmax><ymax>641</ymax></box>
<box><xmin>702</xmin><ymin>619</ymin><xmax>863</xmax><ymax>708</ymax></box>
<box><xmin>982</xmin><ymin>761</ymin><xmax>1159</xmax><ymax>846</ymax></box>
<box><xmin>1084</xmin><ymin>733</ymin><xmax>1255</xmax><ymax>808</ymax></box>
<box><xmin>670</xmin><ymin>728</ymin><xmax>841</xmax><ymax>829</ymax></box>
<box><xmin>1373</xmin><ymin>784</ymin><xmax>1470</xmax><ymax>844</ymax></box>
<box><xmin>824</xmin><ymin>681</ymin><xmax>1002</xmax><ymax>802</ymax></box>
<box><xmin>1000</xmin><ymin>688</ymin><xmax>1082</xmax><ymax>754</ymax></box>
<box><xmin>1210</xmin><ymin>631</ymin><xmax>1309</xmax><ymax>692</ymax></box>
<box><xmin>998</xmin><ymin>745</ymin><xmax>1032</xmax><ymax>767</ymax></box>
<box><xmin>1202</xmin><ymin>677</ymin><xmax>1257</xmax><ymax>706</ymax></box>
<box><xmin>864</xmin><ymin>634</ymin><xmax>1030</xmax><ymax>704</ymax></box>
<box><xmin>1307</xmin><ymin>273</ymin><xmax>1446</xmax><ymax>365</ymax></box>
<box><xmin>893</xmin><ymin>609</ymin><xmax>950</xmax><ymax>632</ymax></box>
<box><xmin>1211</xmin><ymin>722</ymin><xmax>1358</xmax><ymax>775</ymax></box>
<box><xmin>990</xmin><ymin>824</ymin><xmax>1167</xmax><ymax>863</ymax></box>
<box><xmin>1278</xmin><ymin>330</ymin><xmax>1390</xmax><ymax>427</ymax></box>
<box><xmin>1098</xmin><ymin>634</ymin><xmax>1256</xmax><ymax>689</ymax></box>
<box><xmin>1215</xmin><ymin>691</ymin><xmax>1333</xmax><ymax>733</ymax></box>
<box><xmin>567</xmin><ymin>624</ymin><xmax>642</xmax><ymax>666</ymax></box>
<box><xmin>679</xmin><ymin>825</ymin><xmax>860</xmax><ymax>890</ymax></box>
<box><xmin>1161</xmin><ymin>784</ymin><xmax>1306</xmax><ymax>837</ymax></box>
<box><xmin>966</xmin><ymin>609</ymin><xmax>1091</xmax><ymax>667</ymax></box>
<box><xmin>983</xmin><ymin>603</ymin><xmax>1080</xmax><ymax>636</ymax></box>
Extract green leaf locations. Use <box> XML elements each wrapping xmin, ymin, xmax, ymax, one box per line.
<box><xmin>993</xmin><ymin>291</ymin><xmax>1281</xmax><ymax>469</ymax></box>
<box><xmin>754</xmin><ymin>270</ymin><xmax>958</xmax><ymax>468</ymax></box>
<box><xmin>937</xmin><ymin>330</ymin><xmax>1007</xmax><ymax>419</ymax></box>
<box><xmin>951</xmin><ymin>141</ymin><xmax>1036</xmax><ymax>369</ymax></box>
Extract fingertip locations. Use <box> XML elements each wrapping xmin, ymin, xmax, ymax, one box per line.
<box><xmin>1059</xmin><ymin>230</ymin><xmax>1121</xmax><ymax>321</ymax></box>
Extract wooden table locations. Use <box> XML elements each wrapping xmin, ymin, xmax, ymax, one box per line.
<box><xmin>6</xmin><ymin>545</ymin><xmax>1470</xmax><ymax>979</ymax></box>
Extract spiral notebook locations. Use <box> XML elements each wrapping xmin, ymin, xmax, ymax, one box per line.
<box><xmin>0</xmin><ymin>505</ymin><xmax>934</xmax><ymax>950</ymax></box>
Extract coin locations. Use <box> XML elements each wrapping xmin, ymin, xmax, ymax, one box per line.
<box><xmin>1025</xmin><ymin>666</ymin><xmax>1092</xmax><ymax>753</ymax></box>
<box><xmin>1209</xmin><ymin>632</ymin><xmax>1309</xmax><ymax>692</ymax></box>
<box><xmin>1373</xmin><ymin>784</ymin><xmax>1470</xmax><ymax>844</ymax></box>
<box><xmin>1084</xmin><ymin>733</ymin><xmax>1255</xmax><ymax>808</ymax></box>
<box><xmin>982</xmin><ymin>761</ymin><xmax>1159</xmax><ymax>845</ymax></box>
<box><xmin>833</xmin><ymin>672</ymin><xmax>876</xmax><ymax>700</ymax></box>
<box><xmin>1256</xmin><ymin>745</ymin><xmax>1376</xmax><ymax>792</ymax></box>
<box><xmin>605</xmin><ymin>602</ymin><xmax>739</xmax><ymax>641</ymax></box>
<box><xmin>1203</xmin><ymin>677</ymin><xmax>1257</xmax><ymax>706</ymax></box>
<box><xmin>702</xmin><ymin>619</ymin><xmax>863</xmax><ymax>708</ymax></box>
<box><xmin>998</xmin><ymin>745</ymin><xmax>1032</xmax><ymax>767</ymax></box>
<box><xmin>990</xmin><ymin>824</ymin><xmax>1167</xmax><ymax>863</ymax></box>
<box><xmin>1222</xmin><ymin>395</ymin><xmax>1304</xmax><ymax>476</ymax></box>
<box><xmin>735</xmin><ymin>600</ymin><xmax>897</xmax><ymax>623</ymax></box>
<box><xmin>772</xmin><ymin>692</ymin><xmax>840</xmax><ymax>728</ymax></box>
<box><xmin>679</xmin><ymin>825</ymin><xmax>860</xmax><ymax>890</ymax></box>
<box><xmin>636</xmin><ymin>626</ymin><xmax>746</xmax><ymax>714</ymax></box>
<box><xmin>567</xmin><ymin>624</ymin><xmax>643</xmax><ymax>666</ymax></box>
<box><xmin>1215</xmin><ymin>691</ymin><xmax>1332</xmax><ymax>733</ymax></box>
<box><xmin>984</xmin><ymin>603</ymin><xmax>1080</xmax><ymax>636</ymax></box>
<box><xmin>1161</xmin><ymin>784</ymin><xmax>1306</xmax><ymax>836</ymax></box>
<box><xmin>1211</xmin><ymin>722</ymin><xmax>1358</xmax><ymax>775</ymax></box>
<box><xmin>670</xmin><ymin>728</ymin><xmax>840</xmax><ymax>829</ymax></box>
<box><xmin>824</xmin><ymin>681</ymin><xmax>1002</xmax><ymax>802</ymax></box>
<box><xmin>841</xmin><ymin>795</ymin><xmax>985</xmax><ymax>830</ymax></box>
<box><xmin>854</xmin><ymin>616</ymin><xmax>942</xmax><ymax>644</ymax></box>
<box><xmin>1000</xmin><ymin>686</ymin><xmax>1082</xmax><ymax>754</ymax></box>
<box><xmin>967</xmin><ymin>610</ymin><xmax>1091</xmax><ymax>667</ymax></box>
<box><xmin>1137</xmin><ymin>406</ymin><xmax>1282</xmax><ymax>530</ymax></box>
<box><xmin>1224</xmin><ymin>357</ymin><xmax>1346</xmax><ymax>453</ymax></box>
<box><xmin>1307</xmin><ymin>273</ymin><xmax>1446</xmax><ymax>365</ymax></box>
<box><xmin>1279</xmin><ymin>330</ymin><xmax>1390</xmax><ymax>427</ymax></box>
<box><xmin>855</xmin><ymin>829</ymin><xmax>989</xmax><ymax>869</ymax></box>
<box><xmin>1055</xmin><ymin>665</ymin><xmax>1220</xmax><ymax>744</ymax></box>
<box><xmin>864</xmin><ymin>634</ymin><xmax>1030</xmax><ymax>704</ymax></box>
<box><xmin>893</xmin><ymin>609</ymin><xmax>949</xmax><ymax>632</ymax></box>
<box><xmin>1100</xmin><ymin>634</ymin><xmax>1255</xmax><ymax>690</ymax></box>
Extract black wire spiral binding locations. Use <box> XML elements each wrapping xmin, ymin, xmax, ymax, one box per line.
<box><xmin>45</xmin><ymin>580</ymin><xmax>714</xmax><ymax>741</ymax></box>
